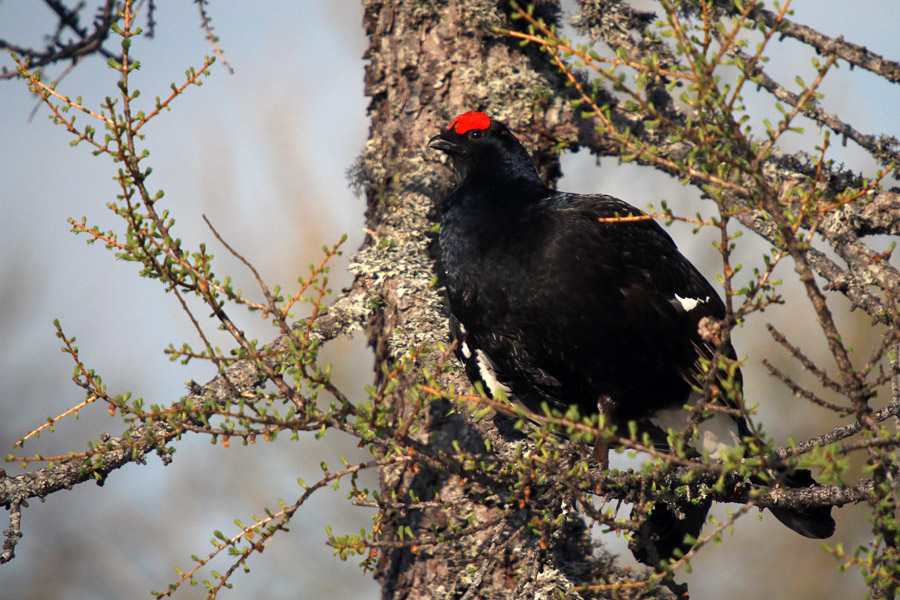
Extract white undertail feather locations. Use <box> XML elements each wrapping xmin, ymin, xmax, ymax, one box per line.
<box><xmin>475</xmin><ymin>350</ymin><xmax>511</xmax><ymax>398</ymax></box>
<box><xmin>650</xmin><ymin>391</ymin><xmax>741</xmax><ymax>460</ymax></box>
<box><xmin>457</xmin><ymin>322</ymin><xmax>472</xmax><ymax>359</ymax></box>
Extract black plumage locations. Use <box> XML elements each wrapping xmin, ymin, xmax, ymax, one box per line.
<box><xmin>429</xmin><ymin>111</ymin><xmax>834</xmax><ymax>563</ymax></box>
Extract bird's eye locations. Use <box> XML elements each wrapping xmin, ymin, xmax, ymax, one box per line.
<box><xmin>467</xmin><ymin>130</ymin><xmax>484</xmax><ymax>140</ymax></box>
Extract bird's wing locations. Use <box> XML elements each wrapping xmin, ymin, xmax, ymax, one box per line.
<box><xmin>553</xmin><ymin>194</ymin><xmax>749</xmax><ymax>449</ymax></box>
<box><xmin>450</xmin><ymin>192</ymin><xmax>742</xmax><ymax>431</ymax></box>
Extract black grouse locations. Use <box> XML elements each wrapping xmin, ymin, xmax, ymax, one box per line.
<box><xmin>429</xmin><ymin>111</ymin><xmax>834</xmax><ymax>563</ymax></box>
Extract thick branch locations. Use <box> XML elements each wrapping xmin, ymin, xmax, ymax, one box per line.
<box><xmin>0</xmin><ymin>421</ymin><xmax>175</xmax><ymax>513</ymax></box>
<box><xmin>0</xmin><ymin>0</ymin><xmax>120</xmax><ymax>79</ymax></box>
<box><xmin>724</xmin><ymin>45</ymin><xmax>900</xmax><ymax>167</ymax></box>
<box><xmin>0</xmin><ymin>284</ymin><xmax>371</xmax><ymax>512</ymax></box>
<box><xmin>749</xmin><ymin>5</ymin><xmax>900</xmax><ymax>84</ymax></box>
<box><xmin>776</xmin><ymin>400</ymin><xmax>900</xmax><ymax>459</ymax></box>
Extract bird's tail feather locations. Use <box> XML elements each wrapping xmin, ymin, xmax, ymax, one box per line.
<box><xmin>630</xmin><ymin>498</ymin><xmax>712</xmax><ymax>567</ymax></box>
<box><xmin>631</xmin><ymin>467</ymin><xmax>834</xmax><ymax>567</ymax></box>
<box><xmin>766</xmin><ymin>468</ymin><xmax>835</xmax><ymax>539</ymax></box>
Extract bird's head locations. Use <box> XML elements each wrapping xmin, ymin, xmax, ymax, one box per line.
<box><xmin>429</xmin><ymin>112</ymin><xmax>542</xmax><ymax>188</ymax></box>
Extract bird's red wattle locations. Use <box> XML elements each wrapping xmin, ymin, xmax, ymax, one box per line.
<box><xmin>450</xmin><ymin>111</ymin><xmax>491</xmax><ymax>135</ymax></box>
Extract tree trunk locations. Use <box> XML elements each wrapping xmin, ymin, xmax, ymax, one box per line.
<box><xmin>357</xmin><ymin>1</ymin><xmax>633</xmax><ymax>597</ymax></box>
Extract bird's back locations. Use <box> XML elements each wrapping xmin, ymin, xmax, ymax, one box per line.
<box><xmin>440</xmin><ymin>189</ymin><xmax>721</xmax><ymax>424</ymax></box>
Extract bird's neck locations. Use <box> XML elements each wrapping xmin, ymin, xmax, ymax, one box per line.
<box><xmin>456</xmin><ymin>162</ymin><xmax>549</xmax><ymax>210</ymax></box>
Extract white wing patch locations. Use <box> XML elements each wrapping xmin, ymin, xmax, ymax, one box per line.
<box><xmin>650</xmin><ymin>391</ymin><xmax>741</xmax><ymax>460</ymax></box>
<box><xmin>674</xmin><ymin>294</ymin><xmax>709</xmax><ymax>312</ymax></box>
<box><xmin>475</xmin><ymin>350</ymin><xmax>511</xmax><ymax>398</ymax></box>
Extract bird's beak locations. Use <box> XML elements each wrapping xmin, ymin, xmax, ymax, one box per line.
<box><xmin>428</xmin><ymin>134</ymin><xmax>454</xmax><ymax>153</ymax></box>
<box><xmin>429</xmin><ymin>134</ymin><xmax>464</xmax><ymax>157</ymax></box>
